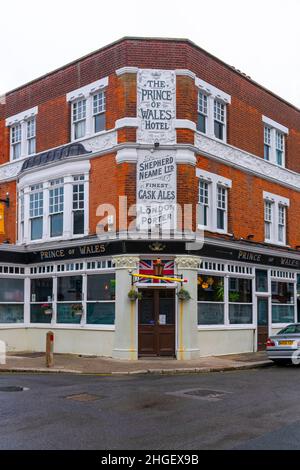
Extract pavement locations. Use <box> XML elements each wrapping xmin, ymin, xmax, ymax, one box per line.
<box><xmin>0</xmin><ymin>350</ymin><xmax>272</xmax><ymax>375</ymax></box>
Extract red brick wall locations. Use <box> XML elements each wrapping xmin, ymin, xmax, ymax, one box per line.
<box><xmin>196</xmin><ymin>155</ymin><xmax>300</xmax><ymax>249</ymax></box>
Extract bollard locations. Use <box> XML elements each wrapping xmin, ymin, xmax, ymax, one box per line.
<box><xmin>46</xmin><ymin>331</ymin><xmax>54</xmax><ymax>368</ymax></box>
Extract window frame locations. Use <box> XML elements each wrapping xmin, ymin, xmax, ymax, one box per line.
<box><xmin>263</xmin><ymin>192</ymin><xmax>289</xmax><ymax>246</ymax></box>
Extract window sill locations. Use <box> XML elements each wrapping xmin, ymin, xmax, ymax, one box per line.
<box><xmin>196</xmin><ymin>130</ymin><xmax>227</xmax><ymax>145</ymax></box>
<box><xmin>0</xmin><ymin>323</ymin><xmax>115</xmax><ymax>331</ymax></box>
<box><xmin>198</xmin><ymin>225</ymin><xmax>231</xmax><ymax>236</ymax></box>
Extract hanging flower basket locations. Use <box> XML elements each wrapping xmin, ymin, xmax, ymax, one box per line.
<box><xmin>41</xmin><ymin>304</ymin><xmax>53</xmax><ymax>315</ymax></box>
<box><xmin>177</xmin><ymin>288</ymin><xmax>191</xmax><ymax>301</ymax></box>
<box><xmin>128</xmin><ymin>289</ymin><xmax>142</xmax><ymax>301</ymax></box>
<box><xmin>71</xmin><ymin>304</ymin><xmax>84</xmax><ymax>316</ymax></box>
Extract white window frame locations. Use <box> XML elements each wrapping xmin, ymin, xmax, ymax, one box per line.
<box><xmin>262</xmin><ymin>116</ymin><xmax>288</xmax><ymax>168</ymax></box>
<box><xmin>6</xmin><ymin>107</ymin><xmax>38</xmax><ymax>161</ymax></box>
<box><xmin>263</xmin><ymin>191</ymin><xmax>289</xmax><ymax>246</ymax></box>
<box><xmin>196</xmin><ymin>168</ymin><xmax>232</xmax><ymax>234</ymax></box>
<box><xmin>195</xmin><ymin>77</ymin><xmax>231</xmax><ymax>143</ymax></box>
<box><xmin>17</xmin><ymin>161</ymin><xmax>90</xmax><ymax>245</ymax></box>
<box><xmin>197</xmin><ymin>259</ymin><xmax>255</xmax><ymax>330</ymax></box>
<box><xmin>67</xmin><ymin>77</ymin><xmax>108</xmax><ymax>142</ymax></box>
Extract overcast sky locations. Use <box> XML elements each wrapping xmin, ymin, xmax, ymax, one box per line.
<box><xmin>0</xmin><ymin>0</ymin><xmax>299</xmax><ymax>107</ymax></box>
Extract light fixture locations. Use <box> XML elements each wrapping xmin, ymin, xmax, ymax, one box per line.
<box><xmin>153</xmin><ymin>258</ymin><xmax>164</xmax><ymax>277</ymax></box>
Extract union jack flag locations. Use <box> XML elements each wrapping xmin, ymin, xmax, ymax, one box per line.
<box><xmin>139</xmin><ymin>259</ymin><xmax>175</xmax><ymax>284</ymax></box>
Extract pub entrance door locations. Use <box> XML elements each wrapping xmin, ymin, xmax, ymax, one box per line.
<box><xmin>138</xmin><ymin>289</ymin><xmax>176</xmax><ymax>357</ymax></box>
<box><xmin>257</xmin><ymin>297</ymin><xmax>269</xmax><ymax>351</ymax></box>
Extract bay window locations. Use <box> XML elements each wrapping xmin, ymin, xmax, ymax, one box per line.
<box><xmin>29</xmin><ymin>184</ymin><xmax>43</xmax><ymax>241</ymax></box>
<box><xmin>199</xmin><ymin>180</ymin><xmax>209</xmax><ymax>226</ymax></box>
<box><xmin>49</xmin><ymin>179</ymin><xmax>64</xmax><ymax>237</ymax></box>
<box><xmin>19</xmin><ymin>166</ymin><xmax>89</xmax><ymax>244</ymax></box>
<box><xmin>73</xmin><ymin>176</ymin><xmax>85</xmax><ymax>235</ymax></box>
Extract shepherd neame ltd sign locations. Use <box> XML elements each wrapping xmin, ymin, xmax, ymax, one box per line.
<box><xmin>137</xmin><ymin>69</ymin><xmax>176</xmax><ymax>144</ymax></box>
<box><xmin>136</xmin><ymin>150</ymin><xmax>177</xmax><ymax>230</ymax></box>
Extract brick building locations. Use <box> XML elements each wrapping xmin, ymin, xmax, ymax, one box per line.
<box><xmin>0</xmin><ymin>37</ymin><xmax>299</xmax><ymax>359</ymax></box>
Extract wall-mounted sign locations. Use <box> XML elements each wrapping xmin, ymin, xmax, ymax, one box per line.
<box><xmin>136</xmin><ymin>150</ymin><xmax>177</xmax><ymax>231</ymax></box>
<box><xmin>137</xmin><ymin>69</ymin><xmax>176</xmax><ymax>144</ymax></box>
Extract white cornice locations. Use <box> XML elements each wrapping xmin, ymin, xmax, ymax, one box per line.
<box><xmin>195</xmin><ymin>132</ymin><xmax>300</xmax><ymax>192</ymax></box>
<box><xmin>115</xmin><ymin>67</ymin><xmax>138</xmax><ymax>76</ymax></box>
<box><xmin>175</xmin><ymin>69</ymin><xmax>196</xmax><ymax>80</ymax></box>
<box><xmin>195</xmin><ymin>77</ymin><xmax>231</xmax><ymax>104</ymax></box>
<box><xmin>18</xmin><ymin>160</ymin><xmax>90</xmax><ymax>189</ymax></box>
<box><xmin>116</xmin><ymin>148</ymin><xmax>138</xmax><ymax>164</ymax></box>
<box><xmin>6</xmin><ymin>107</ymin><xmax>38</xmax><ymax>126</ymax></box>
<box><xmin>262</xmin><ymin>115</ymin><xmax>289</xmax><ymax>134</ymax></box>
<box><xmin>175</xmin><ymin>119</ymin><xmax>196</xmax><ymax>131</ymax></box>
<box><xmin>176</xmin><ymin>149</ymin><xmax>196</xmax><ymax>166</ymax></box>
<box><xmin>115</xmin><ymin>117</ymin><xmax>138</xmax><ymax>128</ymax></box>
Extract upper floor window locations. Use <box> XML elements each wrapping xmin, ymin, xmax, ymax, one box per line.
<box><xmin>93</xmin><ymin>92</ymin><xmax>106</xmax><ymax>133</ymax></box>
<box><xmin>214</xmin><ymin>100</ymin><xmax>225</xmax><ymax>140</ymax></box>
<box><xmin>27</xmin><ymin>118</ymin><xmax>36</xmax><ymax>155</ymax></box>
<box><xmin>197</xmin><ymin>168</ymin><xmax>232</xmax><ymax>234</ymax></box>
<box><xmin>6</xmin><ymin>107</ymin><xmax>38</xmax><ymax>161</ymax></box>
<box><xmin>11</xmin><ymin>124</ymin><xmax>22</xmax><ymax>160</ymax></box>
<box><xmin>196</xmin><ymin>77</ymin><xmax>231</xmax><ymax>143</ymax></box>
<box><xmin>72</xmin><ymin>100</ymin><xmax>86</xmax><ymax>139</ymax></box>
<box><xmin>262</xmin><ymin>116</ymin><xmax>288</xmax><ymax>167</ymax></box>
<box><xmin>263</xmin><ymin>191</ymin><xmax>289</xmax><ymax>246</ymax></box>
<box><xmin>67</xmin><ymin>77</ymin><xmax>108</xmax><ymax>142</ymax></box>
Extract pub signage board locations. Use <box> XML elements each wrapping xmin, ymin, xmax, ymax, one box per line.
<box><xmin>23</xmin><ymin>240</ymin><xmax>300</xmax><ymax>270</ymax></box>
<box><xmin>136</xmin><ymin>150</ymin><xmax>177</xmax><ymax>231</ymax></box>
<box><xmin>137</xmin><ymin>69</ymin><xmax>176</xmax><ymax>144</ymax></box>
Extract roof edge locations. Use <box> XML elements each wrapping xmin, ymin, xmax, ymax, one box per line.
<box><xmin>2</xmin><ymin>36</ymin><xmax>300</xmax><ymax>114</ymax></box>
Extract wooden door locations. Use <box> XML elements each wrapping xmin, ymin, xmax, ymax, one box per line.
<box><xmin>138</xmin><ymin>289</ymin><xmax>175</xmax><ymax>357</ymax></box>
<box><xmin>257</xmin><ymin>297</ymin><xmax>269</xmax><ymax>351</ymax></box>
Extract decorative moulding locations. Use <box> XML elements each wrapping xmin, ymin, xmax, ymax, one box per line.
<box><xmin>195</xmin><ymin>132</ymin><xmax>300</xmax><ymax>192</ymax></box>
<box><xmin>175</xmin><ymin>255</ymin><xmax>201</xmax><ymax>270</ymax></box>
<box><xmin>115</xmin><ymin>67</ymin><xmax>139</xmax><ymax>76</ymax></box>
<box><xmin>83</xmin><ymin>131</ymin><xmax>117</xmax><ymax>153</ymax></box>
<box><xmin>0</xmin><ymin>160</ymin><xmax>23</xmax><ymax>182</ymax></box>
<box><xmin>6</xmin><ymin>107</ymin><xmax>38</xmax><ymax>126</ymax></box>
<box><xmin>113</xmin><ymin>255</ymin><xmax>140</xmax><ymax>269</ymax></box>
<box><xmin>66</xmin><ymin>77</ymin><xmax>109</xmax><ymax>102</ymax></box>
<box><xmin>263</xmin><ymin>191</ymin><xmax>290</xmax><ymax>207</ymax></box>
